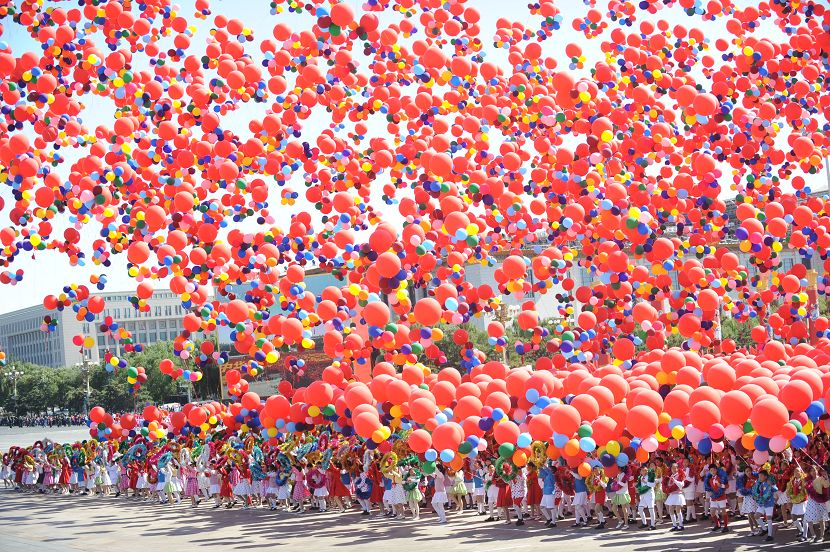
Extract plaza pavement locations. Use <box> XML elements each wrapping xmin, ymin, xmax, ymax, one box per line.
<box><xmin>0</xmin><ymin>488</ymin><xmax>821</xmax><ymax>552</ymax></box>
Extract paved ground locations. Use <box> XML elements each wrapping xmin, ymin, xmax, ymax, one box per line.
<box><xmin>0</xmin><ymin>490</ymin><xmax>822</xmax><ymax>552</ymax></box>
<box><xmin>0</xmin><ymin>427</ymin><xmax>89</xmax><ymax>451</ymax></box>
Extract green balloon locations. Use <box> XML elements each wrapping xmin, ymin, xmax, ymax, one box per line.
<box><xmin>421</xmin><ymin>461</ymin><xmax>436</xmax><ymax>474</ymax></box>
<box><xmin>498</xmin><ymin>443</ymin><xmax>515</xmax><ymax>459</ymax></box>
<box><xmin>578</xmin><ymin>424</ymin><xmax>593</xmax><ymax>438</ymax></box>
<box><xmin>458</xmin><ymin>442</ymin><xmax>473</xmax><ymax>455</ymax></box>
<box><xmin>322</xmin><ymin>404</ymin><xmax>336</xmax><ymax>417</ymax></box>
<box><xmin>742</xmin><ymin>421</ymin><xmax>754</xmax><ymax>433</ymax></box>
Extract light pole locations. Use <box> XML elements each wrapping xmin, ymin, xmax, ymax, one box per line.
<box><xmin>5</xmin><ymin>366</ymin><xmax>22</xmax><ymax>416</ymax></box>
<box><xmin>74</xmin><ymin>352</ymin><xmax>92</xmax><ymax>415</ymax></box>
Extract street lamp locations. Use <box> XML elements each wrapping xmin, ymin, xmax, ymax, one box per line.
<box><xmin>5</xmin><ymin>366</ymin><xmax>22</xmax><ymax>415</ymax></box>
<box><xmin>74</xmin><ymin>352</ymin><xmax>92</xmax><ymax>415</ymax></box>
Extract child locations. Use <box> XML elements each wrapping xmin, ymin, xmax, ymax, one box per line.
<box><xmin>354</xmin><ymin>469</ymin><xmax>373</xmax><ymax>515</ymax></box>
<box><xmin>276</xmin><ymin>465</ymin><xmax>292</xmax><ymax>510</ymax></box>
<box><xmin>636</xmin><ymin>465</ymin><xmax>657</xmax><ymax>530</ymax></box>
<box><xmin>207</xmin><ymin>466</ymin><xmax>222</xmax><ymax>508</ymax></box>
<box><xmin>526</xmin><ymin>464</ymin><xmax>542</xmax><ymax>521</ymax></box>
<box><xmin>388</xmin><ymin>467</ymin><xmax>407</xmax><ymax>519</ymax></box>
<box><xmin>136</xmin><ymin>463</ymin><xmax>149</xmax><ymax>499</ymax></box>
<box><xmin>572</xmin><ymin>467</ymin><xmax>590</xmax><ymax>527</ymax></box>
<box><xmin>539</xmin><ymin>461</ymin><xmax>557</xmax><ymax>527</ymax></box>
<box><xmin>291</xmin><ymin>462</ymin><xmax>309</xmax><ymax>512</ymax></box>
<box><xmin>737</xmin><ymin>466</ymin><xmax>759</xmax><ymax>535</ymax></box>
<box><xmin>803</xmin><ymin>465</ymin><xmax>829</xmax><ymax>543</ymax></box>
<box><xmin>450</xmin><ymin>469</ymin><xmax>466</xmax><ymax>513</ymax></box>
<box><xmin>588</xmin><ymin>465</ymin><xmax>608</xmax><ymax>529</ymax></box>
<box><xmin>510</xmin><ymin>467</ymin><xmax>527</xmax><ymax>526</ymax></box>
<box><xmin>752</xmin><ymin>470</ymin><xmax>777</xmax><ymax>542</ymax></box>
<box><xmin>484</xmin><ymin>463</ymin><xmax>501</xmax><ymax>522</ymax></box>
<box><xmin>787</xmin><ymin>467</ymin><xmax>808</xmax><ymax>541</ymax></box>
<box><xmin>235</xmin><ymin>463</ymin><xmax>252</xmax><ymax>509</ymax></box>
<box><xmin>611</xmin><ymin>467</ymin><xmax>632</xmax><ymax>530</ymax></box>
<box><xmin>59</xmin><ymin>457</ymin><xmax>71</xmax><ymax>494</ymax></box>
<box><xmin>183</xmin><ymin>462</ymin><xmax>200</xmax><ymax>507</ymax></box>
<box><xmin>664</xmin><ymin>463</ymin><xmax>686</xmax><ymax>531</ymax></box>
<box><xmin>473</xmin><ymin>462</ymin><xmax>486</xmax><ymax>515</ymax></box>
<box><xmin>704</xmin><ymin>463</ymin><xmax>729</xmax><ymax>533</ymax></box>
<box><xmin>265</xmin><ymin>463</ymin><xmax>279</xmax><ymax>510</ymax></box>
<box><xmin>0</xmin><ymin>456</ymin><xmax>9</xmax><ymax>488</ymax></box>
<box><xmin>307</xmin><ymin>463</ymin><xmax>329</xmax><ymax>512</ymax></box>
<box><xmin>683</xmin><ymin>464</ymin><xmax>698</xmax><ymax>524</ymax></box>
<box><xmin>118</xmin><ymin>460</ymin><xmax>130</xmax><ymax>498</ymax></box>
<box><xmin>327</xmin><ymin>460</ymin><xmax>350</xmax><ymax>513</ymax></box>
<box><xmin>431</xmin><ymin>464</ymin><xmax>449</xmax><ymax>524</ymax></box>
<box><xmin>404</xmin><ymin>467</ymin><xmax>423</xmax><ymax>520</ymax></box>
<box><xmin>219</xmin><ymin>464</ymin><xmax>234</xmax><ymax>508</ymax></box>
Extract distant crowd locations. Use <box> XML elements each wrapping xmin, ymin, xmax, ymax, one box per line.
<box><xmin>1</xmin><ymin>414</ymin><xmax>86</xmax><ymax>428</ymax></box>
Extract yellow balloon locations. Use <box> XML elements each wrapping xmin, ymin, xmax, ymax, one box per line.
<box><xmin>606</xmin><ymin>441</ymin><xmax>621</xmax><ymax>456</ymax></box>
<box><xmin>308</xmin><ymin>405</ymin><xmax>320</xmax><ymax>417</ymax></box>
<box><xmin>671</xmin><ymin>426</ymin><xmax>686</xmax><ymax>440</ymax></box>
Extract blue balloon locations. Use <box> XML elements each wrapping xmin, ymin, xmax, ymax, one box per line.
<box><xmin>553</xmin><ymin>432</ymin><xmax>568</xmax><ymax>448</ymax></box>
<box><xmin>579</xmin><ymin>437</ymin><xmax>596</xmax><ymax>453</ymax></box>
<box><xmin>698</xmin><ymin>437</ymin><xmax>712</xmax><ymax>455</ymax></box>
<box><xmin>600</xmin><ymin>453</ymin><xmax>615</xmax><ymax>467</ymax></box>
<box><xmin>425</xmin><ymin>449</ymin><xmax>438</xmax><ymax>462</ymax></box>
<box><xmin>466</xmin><ymin>436</ymin><xmax>480</xmax><ymax>447</ymax></box>
<box><xmin>616</xmin><ymin>452</ymin><xmax>629</xmax><ymax>467</ymax></box>
<box><xmin>805</xmin><ymin>401</ymin><xmax>825</xmax><ymax>422</ymax></box>
<box><xmin>525</xmin><ymin>388</ymin><xmax>540</xmax><ymax>403</ymax></box>
<box><xmin>516</xmin><ymin>433</ymin><xmax>532</xmax><ymax>448</ymax></box>
<box><xmin>753</xmin><ymin>435</ymin><xmax>769</xmax><ymax>452</ymax></box>
<box><xmin>440</xmin><ymin>449</ymin><xmax>455</xmax><ymax>462</ymax></box>
<box><xmin>492</xmin><ymin>408</ymin><xmax>505</xmax><ymax>421</ymax></box>
<box><xmin>435</xmin><ymin>413</ymin><xmax>448</xmax><ymax>425</ymax></box>
<box><xmin>791</xmin><ymin>433</ymin><xmax>808</xmax><ymax>450</ymax></box>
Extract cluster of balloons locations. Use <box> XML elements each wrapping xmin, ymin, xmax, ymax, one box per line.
<box><xmin>126</xmin><ymin>365</ymin><xmax>147</xmax><ymax>394</ymax></box>
<box><xmin>2</xmin><ymin>0</ymin><xmax>830</xmax><ymax>471</ymax></box>
<box><xmin>42</xmin><ymin>283</ymin><xmax>105</xmax><ymax>323</ymax></box>
<box><xmin>159</xmin><ymin>358</ymin><xmax>203</xmax><ymax>383</ymax></box>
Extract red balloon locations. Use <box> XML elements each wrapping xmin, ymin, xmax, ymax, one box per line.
<box><xmin>689</xmin><ymin>400</ymin><xmax>720</xmax><ymax>431</ymax></box>
<box><xmin>720</xmin><ymin>390</ymin><xmax>753</xmax><ymax>426</ymax></box>
<box><xmin>625</xmin><ymin>405</ymin><xmax>658</xmax><ymax>439</ymax></box>
<box><xmin>550</xmin><ymin>404</ymin><xmax>581</xmax><ymax>436</ymax></box>
<box><xmin>750</xmin><ymin>398</ymin><xmax>789</xmax><ymax>438</ymax></box>
<box><xmin>408</xmin><ymin>429</ymin><xmax>432</xmax><ymax>453</ymax></box>
<box><xmin>413</xmin><ymin>298</ymin><xmax>442</xmax><ymax>326</ymax></box>
<box><xmin>241</xmin><ymin>391</ymin><xmax>261</xmax><ymax>411</ymax></box>
<box><xmin>89</xmin><ymin>406</ymin><xmax>106</xmax><ymax>424</ymax></box>
<box><xmin>493</xmin><ymin>420</ymin><xmax>520</xmax><ymax>445</ymax></box>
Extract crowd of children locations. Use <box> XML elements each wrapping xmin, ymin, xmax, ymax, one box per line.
<box><xmin>3</xmin><ymin>432</ymin><xmax>830</xmax><ymax>544</ymax></box>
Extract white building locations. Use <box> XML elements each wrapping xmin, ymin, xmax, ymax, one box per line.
<box><xmin>0</xmin><ymin>289</ymin><xmax>195</xmax><ymax>368</ymax></box>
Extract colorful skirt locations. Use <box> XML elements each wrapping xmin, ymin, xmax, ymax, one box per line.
<box><xmin>185</xmin><ymin>477</ymin><xmax>199</xmax><ymax>497</ymax></box>
<box><xmin>804</xmin><ymin>498</ymin><xmax>827</xmax><ymax>524</ymax></box>
<box><xmin>451</xmin><ymin>481</ymin><xmax>467</xmax><ymax>495</ymax></box>
<box><xmin>612</xmin><ymin>492</ymin><xmax>631</xmax><ymax>506</ymax></box>
<box><xmin>292</xmin><ymin>482</ymin><xmax>309</xmax><ymax>501</ymax></box>
<box><xmin>740</xmin><ymin>495</ymin><xmax>758</xmax><ymax>515</ymax></box>
<box><xmin>406</xmin><ymin>488</ymin><xmax>423</xmax><ymax>503</ymax></box>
